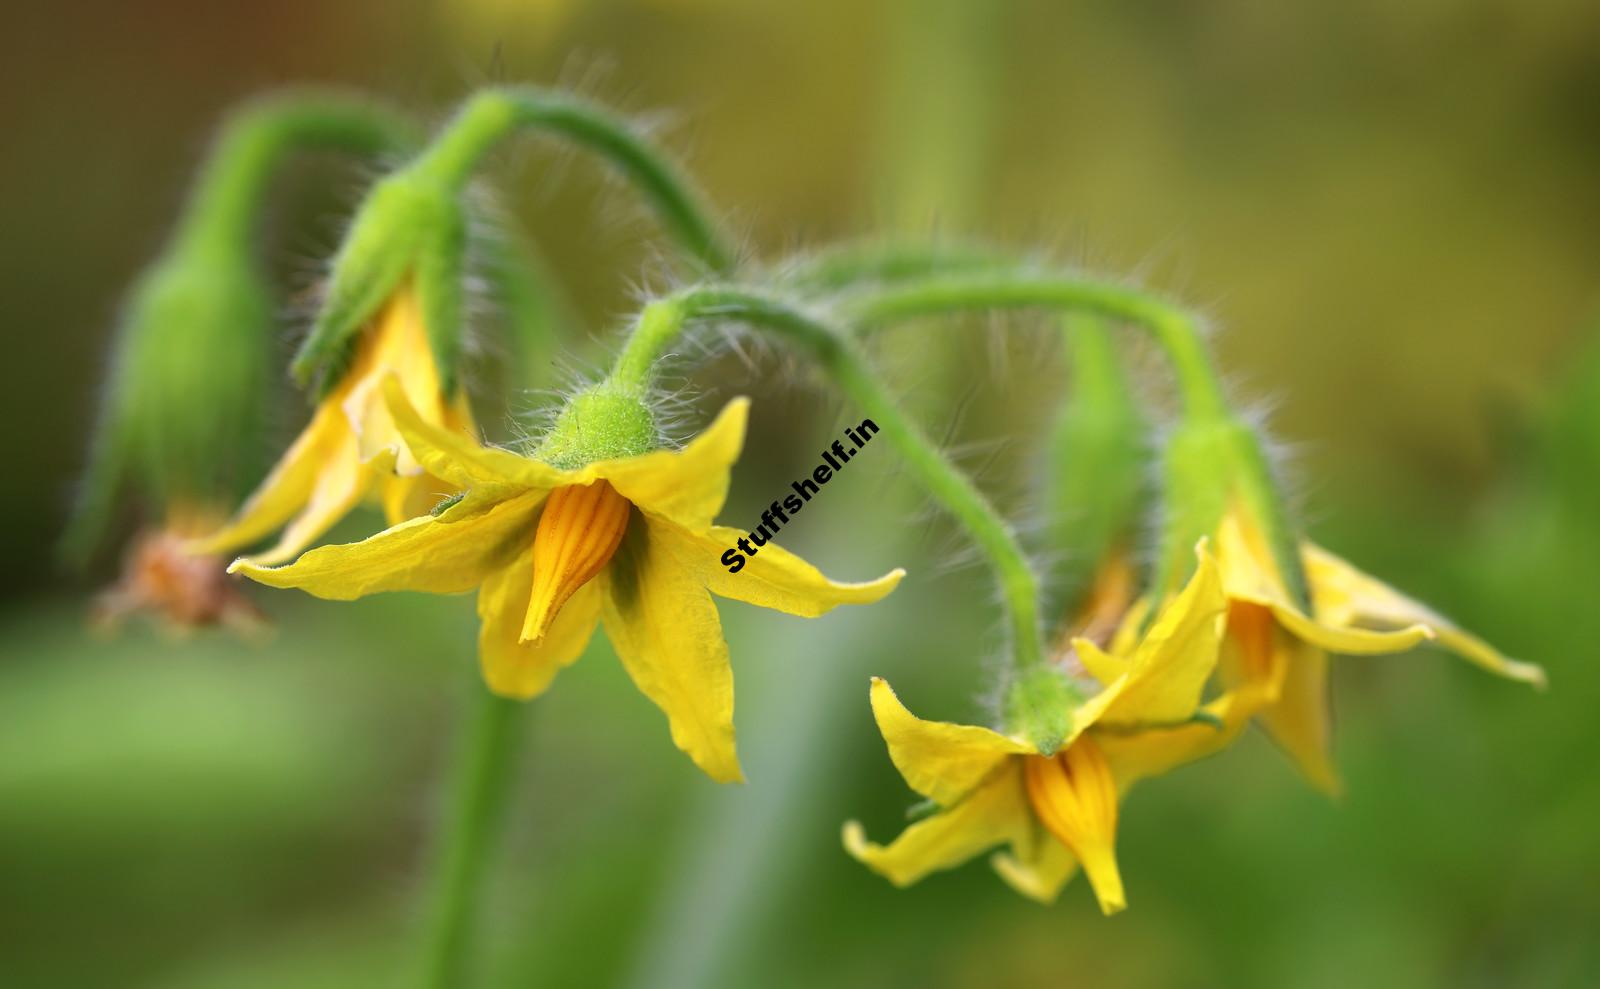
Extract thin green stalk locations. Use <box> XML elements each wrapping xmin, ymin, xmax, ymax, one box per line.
<box><xmin>173</xmin><ymin>91</ymin><xmax>418</xmax><ymax>258</ymax></box>
<box><xmin>412</xmin><ymin>87</ymin><xmax>736</xmax><ymax>275</ymax></box>
<box><xmin>418</xmin><ymin>687</ymin><xmax>523</xmax><ymax>989</ymax></box>
<box><xmin>610</xmin><ymin>286</ymin><xmax>1045</xmax><ymax>671</ymax></box>
<box><xmin>840</xmin><ymin>271</ymin><xmax>1231</xmax><ymax>422</ymax></box>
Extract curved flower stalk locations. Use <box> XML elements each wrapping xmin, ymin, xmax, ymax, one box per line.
<box><xmin>817</xmin><ymin>259</ymin><xmax>1548</xmax><ymax>793</ymax></box>
<box><xmin>59</xmin><ymin>91</ymin><xmax>417</xmax><ymax>628</ymax></box>
<box><xmin>199</xmin><ymin>86</ymin><xmax>736</xmax><ymax>569</ymax></box>
<box><xmin>236</xmin><ymin>378</ymin><xmax>902</xmax><ymax>782</ymax></box>
<box><xmin>844</xmin><ymin>545</ymin><xmax>1236</xmax><ymax>914</ymax></box>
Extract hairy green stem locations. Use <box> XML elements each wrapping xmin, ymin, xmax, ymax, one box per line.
<box><xmin>839</xmin><ymin>272</ymin><xmax>1230</xmax><ymax>422</ymax></box>
<box><xmin>173</xmin><ymin>91</ymin><xmax>417</xmax><ymax>258</ymax></box>
<box><xmin>412</xmin><ymin>87</ymin><xmax>735</xmax><ymax>275</ymax></box>
<box><xmin>836</xmin><ymin>267</ymin><xmax>1308</xmax><ymax>605</ymax></box>
<box><xmin>612</xmin><ymin>286</ymin><xmax>1045</xmax><ymax>670</ymax></box>
<box><xmin>418</xmin><ymin>688</ymin><xmax>522</xmax><ymax>989</ymax></box>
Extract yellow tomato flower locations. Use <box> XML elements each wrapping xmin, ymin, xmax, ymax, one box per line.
<box><xmin>1212</xmin><ymin>503</ymin><xmax>1548</xmax><ymax>793</ymax></box>
<box><xmin>193</xmin><ymin>280</ymin><xmax>473</xmax><ymax>567</ymax></box>
<box><xmin>234</xmin><ymin>378</ymin><xmax>904</xmax><ymax>782</ymax></box>
<box><xmin>844</xmin><ymin>547</ymin><xmax>1234</xmax><ymax>914</ymax></box>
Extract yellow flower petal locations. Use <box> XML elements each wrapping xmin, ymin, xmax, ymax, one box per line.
<box><xmin>383</xmin><ymin>375</ymin><xmax>565</xmax><ymax>491</ymax></box>
<box><xmin>867</xmin><ymin>677</ymin><xmax>1032</xmax><ymax>807</ymax></box>
<box><xmin>685</xmin><ymin>525</ymin><xmax>904</xmax><ymax>616</ymax></box>
<box><xmin>190</xmin><ymin>399</ymin><xmax>352</xmax><ymax>557</ymax></box>
<box><xmin>1213</xmin><ymin>505</ymin><xmax>1287</xmax><ymax>604</ymax></box>
<box><xmin>1022</xmin><ymin>741</ymin><xmax>1125</xmax><ymax>915</ymax></box>
<box><xmin>991</xmin><ymin>820</ymin><xmax>1080</xmax><ymax>904</ymax></box>
<box><xmin>598</xmin><ymin>398</ymin><xmax>750</xmax><ymax>531</ymax></box>
<box><xmin>1303</xmin><ymin>542</ymin><xmax>1547</xmax><ymax>687</ymax></box>
<box><xmin>479</xmin><ymin>550</ymin><xmax>601</xmax><ymax>700</ymax></box>
<box><xmin>598</xmin><ymin>519</ymin><xmax>742</xmax><ymax>783</ymax></box>
<box><xmin>377</xmin><ymin>470</ymin><xmax>457</xmax><ymax>528</ymax></box>
<box><xmin>1267</xmin><ymin>601</ymin><xmax>1434</xmax><ymax>656</ymax></box>
<box><xmin>1255</xmin><ymin>638</ymin><xmax>1342</xmax><ymax>796</ymax></box>
<box><xmin>1108</xmin><ymin>596</ymin><xmax>1152</xmax><ymax>659</ymax></box>
<box><xmin>843</xmin><ymin>766</ymin><xmax>1029</xmax><ymax>887</ymax></box>
<box><xmin>239</xmin><ymin>436</ymin><xmax>376</xmax><ymax>568</ymax></box>
<box><xmin>231</xmin><ymin>491</ymin><xmax>542</xmax><ymax>599</ymax></box>
<box><xmin>523</xmin><ymin>481</ymin><xmax>632</xmax><ymax>642</ymax></box>
<box><xmin>1095</xmin><ymin>679</ymin><xmax>1273</xmax><ymax>791</ymax></box>
<box><xmin>1090</xmin><ymin>545</ymin><xmax>1227</xmax><ymax>727</ymax></box>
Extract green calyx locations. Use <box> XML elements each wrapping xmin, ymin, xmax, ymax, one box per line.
<box><xmin>533</xmin><ymin>382</ymin><xmax>661</xmax><ymax>470</ymax></box>
<box><xmin>1004</xmin><ymin>664</ymin><xmax>1089</xmax><ymax>756</ymax></box>
<box><xmin>292</xmin><ymin>167</ymin><xmax>467</xmax><ymax>398</ymax></box>
<box><xmin>61</xmin><ymin>247</ymin><xmax>272</xmax><ymax>567</ymax></box>
<box><xmin>1160</xmin><ymin>413</ymin><xmax>1308</xmax><ymax>608</ymax></box>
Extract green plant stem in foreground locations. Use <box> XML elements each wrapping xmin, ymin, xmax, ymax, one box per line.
<box><xmin>417</xmin><ymin>686</ymin><xmax>523</xmax><ymax>989</ymax></box>
<box><xmin>612</xmin><ymin>288</ymin><xmax>1047</xmax><ymax>673</ymax></box>
<box><xmin>413</xmin><ymin>87</ymin><xmax>736</xmax><ymax>275</ymax></box>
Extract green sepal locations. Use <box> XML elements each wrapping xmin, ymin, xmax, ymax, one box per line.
<box><xmin>1003</xmin><ymin>664</ymin><xmax>1089</xmax><ymax>756</ymax></box>
<box><xmin>416</xmin><ymin>205</ymin><xmax>468</xmax><ymax>397</ymax></box>
<box><xmin>292</xmin><ymin>168</ymin><xmax>459</xmax><ymax>395</ymax></box>
<box><xmin>61</xmin><ymin>248</ymin><xmax>272</xmax><ymax>567</ymax></box>
<box><xmin>1160</xmin><ymin>414</ymin><xmax>1308</xmax><ymax>608</ymax></box>
<box><xmin>533</xmin><ymin>382</ymin><xmax>661</xmax><ymax>470</ymax></box>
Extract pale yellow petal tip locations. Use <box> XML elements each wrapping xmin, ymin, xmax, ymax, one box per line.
<box><xmin>480</xmin><ymin>663</ymin><xmax>556</xmax><ymax>703</ymax></box>
<box><xmin>689</xmin><ymin>743</ymin><xmax>746</xmax><ymax>785</ymax></box>
<box><xmin>989</xmin><ymin>851</ymin><xmax>1062</xmax><ymax>905</ymax></box>
<box><xmin>841</xmin><ymin>819</ymin><xmax>871</xmax><ymax>861</ymax></box>
<box><xmin>228</xmin><ymin>557</ymin><xmax>287</xmax><ymax>585</ymax></box>
<box><xmin>853</xmin><ymin>567</ymin><xmax>908</xmax><ymax>602</ymax></box>
<box><xmin>1298</xmin><ymin>759</ymin><xmax>1345</xmax><ymax>800</ymax></box>
<box><xmin>1515</xmin><ymin>661</ymin><xmax>1550</xmax><ymax>691</ymax></box>
<box><xmin>1080</xmin><ymin>851</ymin><xmax>1128</xmax><ymax>916</ymax></box>
<box><xmin>841</xmin><ymin>821</ymin><xmax>912</xmax><ymax>887</ymax></box>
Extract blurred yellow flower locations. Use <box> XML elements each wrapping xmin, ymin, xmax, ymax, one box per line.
<box><xmin>235</xmin><ymin>379</ymin><xmax>903</xmax><ymax>783</ymax></box>
<box><xmin>1212</xmin><ymin>503</ymin><xmax>1548</xmax><ymax>793</ymax></box>
<box><xmin>194</xmin><ymin>280</ymin><xmax>473</xmax><ymax>567</ymax></box>
<box><xmin>845</xmin><ymin>548</ymin><xmax>1234</xmax><ymax>914</ymax></box>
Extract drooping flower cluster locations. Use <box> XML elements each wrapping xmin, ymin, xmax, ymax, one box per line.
<box><xmin>68</xmin><ymin>84</ymin><xmax>1547</xmax><ymax>933</ymax></box>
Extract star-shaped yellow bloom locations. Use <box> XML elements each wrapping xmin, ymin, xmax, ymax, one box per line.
<box><xmin>235</xmin><ymin>378</ymin><xmax>903</xmax><ymax>782</ymax></box>
<box><xmin>1212</xmin><ymin>503</ymin><xmax>1547</xmax><ymax>793</ymax></box>
<box><xmin>845</xmin><ymin>547</ymin><xmax>1239</xmax><ymax>914</ymax></box>
<box><xmin>194</xmin><ymin>280</ymin><xmax>473</xmax><ymax>567</ymax></box>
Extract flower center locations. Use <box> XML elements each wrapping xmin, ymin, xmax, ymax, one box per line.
<box><xmin>1023</xmin><ymin>736</ymin><xmax>1126</xmax><ymax>914</ymax></box>
<box><xmin>523</xmin><ymin>480</ymin><xmax>632</xmax><ymax>642</ymax></box>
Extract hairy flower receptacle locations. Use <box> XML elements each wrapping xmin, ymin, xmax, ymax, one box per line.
<box><xmin>1023</xmin><ymin>737</ymin><xmax>1126</xmax><ymax>915</ymax></box>
<box><xmin>522</xmin><ymin>480</ymin><xmax>632</xmax><ymax>642</ymax></box>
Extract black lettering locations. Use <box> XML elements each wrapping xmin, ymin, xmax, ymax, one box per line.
<box><xmin>721</xmin><ymin>549</ymin><xmax>745</xmax><ymax>574</ymax></box>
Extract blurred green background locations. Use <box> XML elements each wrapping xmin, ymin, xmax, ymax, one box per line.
<box><xmin>3</xmin><ymin>1</ymin><xmax>1598</xmax><ymax>986</ymax></box>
